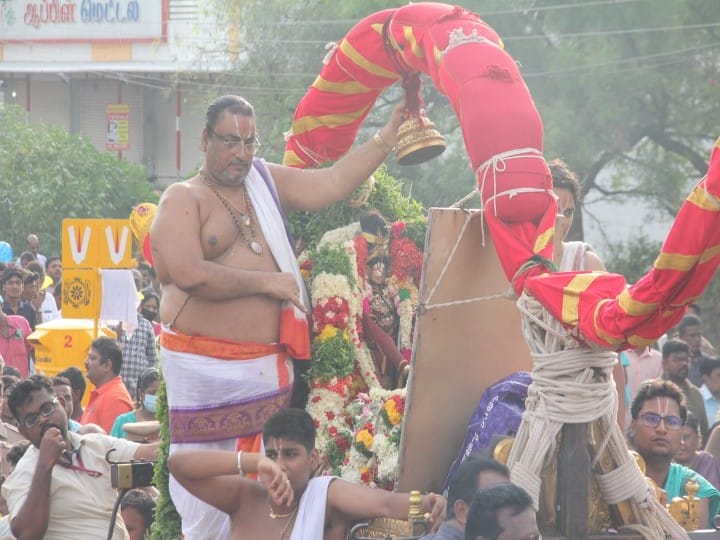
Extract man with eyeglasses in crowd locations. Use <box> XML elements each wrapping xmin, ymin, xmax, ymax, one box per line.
<box><xmin>2</xmin><ymin>375</ymin><xmax>158</xmax><ymax>539</ymax></box>
<box><xmin>629</xmin><ymin>379</ymin><xmax>720</xmax><ymax>528</ymax></box>
<box><xmin>150</xmin><ymin>94</ymin><xmax>406</xmax><ymax>539</ymax></box>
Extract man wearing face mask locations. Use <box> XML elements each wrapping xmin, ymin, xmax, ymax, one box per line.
<box><xmin>118</xmin><ymin>306</ymin><xmax>158</xmax><ymax>400</ymax></box>
<box><xmin>111</xmin><ymin>368</ymin><xmax>160</xmax><ymax>442</ymax></box>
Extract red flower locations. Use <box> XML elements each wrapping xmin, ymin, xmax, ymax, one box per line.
<box><xmin>360</xmin><ymin>467</ymin><xmax>373</xmax><ymax>484</ymax></box>
<box><xmin>336</xmin><ymin>436</ymin><xmax>351</xmax><ymax>451</ymax></box>
<box><xmin>354</xmin><ymin>236</ymin><xmax>368</xmax><ymax>280</ymax></box>
<box><xmin>313</xmin><ymin>297</ymin><xmax>351</xmax><ymax>334</ymax></box>
<box><xmin>392</xmin><ymin>395</ymin><xmax>406</xmax><ymax>415</ymax></box>
<box><xmin>326</xmin><ymin>411</ymin><xmax>336</xmax><ymax>421</ymax></box>
<box><xmin>390</xmin><ymin>236</ymin><xmax>423</xmax><ymax>284</ymax></box>
<box><xmin>328</xmin><ymin>426</ymin><xmax>338</xmax><ymax>436</ymax></box>
<box><xmin>300</xmin><ymin>259</ymin><xmax>313</xmax><ymax>271</ymax></box>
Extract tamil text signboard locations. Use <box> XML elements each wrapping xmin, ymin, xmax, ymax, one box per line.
<box><xmin>0</xmin><ymin>0</ymin><xmax>169</xmax><ymax>43</ymax></box>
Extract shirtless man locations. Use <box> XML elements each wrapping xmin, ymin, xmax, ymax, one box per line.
<box><xmin>168</xmin><ymin>408</ymin><xmax>445</xmax><ymax>540</ymax></box>
<box><xmin>150</xmin><ymin>95</ymin><xmax>405</xmax><ymax>539</ymax></box>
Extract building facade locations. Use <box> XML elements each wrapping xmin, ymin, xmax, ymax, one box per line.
<box><xmin>0</xmin><ymin>0</ymin><xmax>233</xmax><ymax>184</ymax></box>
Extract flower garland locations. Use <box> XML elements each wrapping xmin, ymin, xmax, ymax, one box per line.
<box><xmin>303</xmin><ymin>219</ymin><xmax>422</xmax><ymax>490</ymax></box>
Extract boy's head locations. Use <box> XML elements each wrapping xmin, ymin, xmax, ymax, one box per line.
<box><xmin>263</xmin><ymin>408</ymin><xmax>316</xmax><ymax>451</ymax></box>
<box><xmin>262</xmin><ymin>408</ymin><xmax>319</xmax><ymax>492</ymax></box>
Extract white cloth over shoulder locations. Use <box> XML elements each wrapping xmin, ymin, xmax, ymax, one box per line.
<box><xmin>290</xmin><ymin>476</ymin><xmax>336</xmax><ymax>540</ymax></box>
<box><xmin>246</xmin><ymin>161</ymin><xmax>309</xmax><ymax>312</ymax></box>
<box><xmin>559</xmin><ymin>240</ymin><xmax>590</xmax><ymax>272</ymax></box>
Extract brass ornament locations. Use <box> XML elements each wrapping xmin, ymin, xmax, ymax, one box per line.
<box><xmin>348</xmin><ymin>488</ymin><xmax>429</xmax><ymax>538</ymax></box>
<box><xmin>492</xmin><ymin>437</ymin><xmax>514</xmax><ymax>465</ymax></box>
<box><xmin>669</xmin><ymin>478</ymin><xmax>700</xmax><ymax>531</ymax></box>
<box><xmin>395</xmin><ymin>113</ymin><xmax>446</xmax><ymax>166</ymax></box>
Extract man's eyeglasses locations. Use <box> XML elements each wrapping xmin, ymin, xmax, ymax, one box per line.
<box><xmin>639</xmin><ymin>412</ymin><xmax>684</xmax><ymax>430</ymax></box>
<box><xmin>23</xmin><ymin>398</ymin><xmax>59</xmax><ymax>429</ymax></box>
<box><xmin>208</xmin><ymin>127</ymin><xmax>261</xmax><ymax>154</ymax></box>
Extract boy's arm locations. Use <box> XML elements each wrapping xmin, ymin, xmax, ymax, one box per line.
<box><xmin>167</xmin><ymin>450</ymin><xmax>293</xmax><ymax>515</ymax></box>
<box><xmin>327</xmin><ymin>479</ymin><xmax>445</xmax><ymax>529</ymax></box>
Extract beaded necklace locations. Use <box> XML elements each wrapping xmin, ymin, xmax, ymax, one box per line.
<box><xmin>200</xmin><ymin>169</ymin><xmax>263</xmax><ymax>255</ymax></box>
<box><xmin>277</xmin><ymin>506</ymin><xmax>298</xmax><ymax>540</ymax></box>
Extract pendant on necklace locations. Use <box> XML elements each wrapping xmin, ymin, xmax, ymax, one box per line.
<box><xmin>250</xmin><ymin>241</ymin><xmax>263</xmax><ymax>255</ymax></box>
<box><xmin>243</xmin><ymin>216</ymin><xmax>251</xmax><ymax>227</ymax></box>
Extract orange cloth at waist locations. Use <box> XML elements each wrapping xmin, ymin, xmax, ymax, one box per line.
<box><xmin>160</xmin><ymin>331</ymin><xmax>284</xmax><ymax>361</ymax></box>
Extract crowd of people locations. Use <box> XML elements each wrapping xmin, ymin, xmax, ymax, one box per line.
<box><xmin>0</xmin><ymin>92</ymin><xmax>717</xmax><ymax>539</ymax></box>
<box><xmin>0</xmin><ymin>235</ymin><xmax>162</xmax><ymax>539</ymax></box>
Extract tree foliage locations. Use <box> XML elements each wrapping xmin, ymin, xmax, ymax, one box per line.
<box><xmin>0</xmin><ymin>104</ymin><xmax>158</xmax><ymax>255</ymax></box>
<box><xmin>289</xmin><ymin>165</ymin><xmax>426</xmax><ymax>251</ymax></box>
<box><xmin>604</xmin><ymin>235</ymin><xmax>662</xmax><ymax>285</ymax></box>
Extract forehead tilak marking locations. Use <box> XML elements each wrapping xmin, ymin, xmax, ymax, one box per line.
<box><xmin>227</xmin><ymin>114</ymin><xmax>254</xmax><ymax>139</ymax></box>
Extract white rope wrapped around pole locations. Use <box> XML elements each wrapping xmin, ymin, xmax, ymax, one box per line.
<box><xmin>508</xmin><ymin>292</ymin><xmax>689</xmax><ymax>540</ymax></box>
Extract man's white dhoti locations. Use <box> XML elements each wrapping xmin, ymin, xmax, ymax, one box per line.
<box><xmin>161</xmin><ymin>161</ymin><xmax>311</xmax><ymax>539</ymax></box>
<box><xmin>161</xmin><ymin>332</ymin><xmax>294</xmax><ymax>540</ymax></box>
<box><xmin>290</xmin><ymin>476</ymin><xmax>336</xmax><ymax>540</ymax></box>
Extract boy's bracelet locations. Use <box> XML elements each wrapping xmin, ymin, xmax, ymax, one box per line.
<box><xmin>237</xmin><ymin>451</ymin><xmax>245</xmax><ymax>476</ymax></box>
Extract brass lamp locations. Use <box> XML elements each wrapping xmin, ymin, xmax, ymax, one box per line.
<box><xmin>395</xmin><ymin>112</ymin><xmax>446</xmax><ymax>166</ymax></box>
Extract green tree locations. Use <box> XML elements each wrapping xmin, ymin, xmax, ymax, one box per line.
<box><xmin>0</xmin><ymin>104</ymin><xmax>158</xmax><ymax>256</ymax></box>
<box><xmin>604</xmin><ymin>235</ymin><xmax>662</xmax><ymax>284</ymax></box>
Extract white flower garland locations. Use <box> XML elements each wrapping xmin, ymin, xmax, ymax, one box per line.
<box><xmin>304</xmin><ymin>222</ymin><xmax>419</xmax><ymax>488</ymax></box>
<box><xmin>318</xmin><ymin>222</ymin><xmax>361</xmax><ymax>248</ymax></box>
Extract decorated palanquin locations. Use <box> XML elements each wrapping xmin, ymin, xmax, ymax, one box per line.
<box><xmin>299</xmin><ymin>216</ymin><xmax>422</xmax><ymax>489</ymax></box>
<box><xmin>281</xmin><ymin>1</ymin><xmax>720</xmax><ymax>537</ymax></box>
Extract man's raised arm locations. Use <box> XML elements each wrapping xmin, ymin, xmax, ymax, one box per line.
<box><xmin>270</xmin><ymin>102</ymin><xmax>406</xmax><ymax>212</ymax></box>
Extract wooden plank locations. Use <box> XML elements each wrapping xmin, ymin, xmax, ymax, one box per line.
<box><xmin>397</xmin><ymin>208</ymin><xmax>532</xmax><ymax>492</ymax></box>
<box><xmin>556</xmin><ymin>423</ymin><xmax>591</xmax><ymax>538</ymax></box>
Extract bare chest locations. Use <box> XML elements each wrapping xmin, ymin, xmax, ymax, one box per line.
<box><xmin>232</xmin><ymin>506</ymin><xmax>298</xmax><ymax>540</ymax></box>
<box><xmin>199</xmin><ymin>196</ymin><xmax>279</xmax><ymax>272</ymax></box>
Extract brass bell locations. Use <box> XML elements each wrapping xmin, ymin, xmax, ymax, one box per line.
<box><xmin>395</xmin><ymin>113</ymin><xmax>446</xmax><ymax>166</ymax></box>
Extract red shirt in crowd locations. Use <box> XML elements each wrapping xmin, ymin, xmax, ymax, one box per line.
<box><xmin>80</xmin><ymin>375</ymin><xmax>133</xmax><ymax>433</ymax></box>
